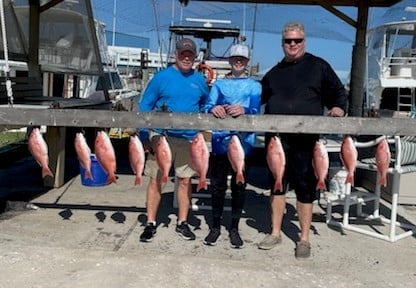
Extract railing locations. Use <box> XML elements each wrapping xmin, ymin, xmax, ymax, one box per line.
<box><xmin>1</xmin><ymin>107</ymin><xmax>416</xmax><ymax>136</ymax></box>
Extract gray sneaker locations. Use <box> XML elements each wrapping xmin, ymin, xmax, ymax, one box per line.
<box><xmin>295</xmin><ymin>240</ymin><xmax>311</xmax><ymax>259</ymax></box>
<box><xmin>258</xmin><ymin>234</ymin><xmax>282</xmax><ymax>250</ymax></box>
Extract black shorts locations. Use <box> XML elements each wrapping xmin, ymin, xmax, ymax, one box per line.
<box><xmin>265</xmin><ymin>133</ymin><xmax>319</xmax><ymax>203</ymax></box>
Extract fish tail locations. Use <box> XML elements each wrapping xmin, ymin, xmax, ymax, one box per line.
<box><xmin>345</xmin><ymin>173</ymin><xmax>354</xmax><ymax>185</ymax></box>
<box><xmin>378</xmin><ymin>175</ymin><xmax>387</xmax><ymax>187</ymax></box>
<box><xmin>85</xmin><ymin>169</ymin><xmax>93</xmax><ymax>180</ymax></box>
<box><xmin>274</xmin><ymin>181</ymin><xmax>282</xmax><ymax>193</ymax></box>
<box><xmin>106</xmin><ymin>173</ymin><xmax>117</xmax><ymax>184</ymax></box>
<box><xmin>160</xmin><ymin>175</ymin><xmax>169</xmax><ymax>184</ymax></box>
<box><xmin>134</xmin><ymin>175</ymin><xmax>142</xmax><ymax>186</ymax></box>
<box><xmin>42</xmin><ymin>167</ymin><xmax>54</xmax><ymax>178</ymax></box>
<box><xmin>316</xmin><ymin>180</ymin><xmax>327</xmax><ymax>191</ymax></box>
<box><xmin>236</xmin><ymin>173</ymin><xmax>245</xmax><ymax>185</ymax></box>
<box><xmin>196</xmin><ymin>179</ymin><xmax>207</xmax><ymax>192</ymax></box>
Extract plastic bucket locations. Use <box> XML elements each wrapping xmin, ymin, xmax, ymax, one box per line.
<box><xmin>80</xmin><ymin>154</ymin><xmax>108</xmax><ymax>187</ymax></box>
<box><xmin>328</xmin><ymin>167</ymin><xmax>347</xmax><ymax>196</ymax></box>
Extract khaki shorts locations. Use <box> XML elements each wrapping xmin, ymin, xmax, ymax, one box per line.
<box><xmin>144</xmin><ymin>132</ymin><xmax>196</xmax><ymax>180</ymax></box>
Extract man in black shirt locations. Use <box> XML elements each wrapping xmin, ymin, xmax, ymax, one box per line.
<box><xmin>259</xmin><ymin>22</ymin><xmax>347</xmax><ymax>258</ymax></box>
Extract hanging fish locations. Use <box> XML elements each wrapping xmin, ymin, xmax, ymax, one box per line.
<box><xmin>28</xmin><ymin>127</ymin><xmax>54</xmax><ymax>179</ymax></box>
<box><xmin>227</xmin><ymin>135</ymin><xmax>245</xmax><ymax>185</ymax></box>
<box><xmin>266</xmin><ymin>136</ymin><xmax>286</xmax><ymax>193</ymax></box>
<box><xmin>129</xmin><ymin>135</ymin><xmax>145</xmax><ymax>186</ymax></box>
<box><xmin>312</xmin><ymin>141</ymin><xmax>329</xmax><ymax>191</ymax></box>
<box><xmin>190</xmin><ymin>132</ymin><xmax>210</xmax><ymax>192</ymax></box>
<box><xmin>94</xmin><ymin>131</ymin><xmax>117</xmax><ymax>184</ymax></box>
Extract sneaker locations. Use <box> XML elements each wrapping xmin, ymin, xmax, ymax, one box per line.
<box><xmin>203</xmin><ymin>228</ymin><xmax>221</xmax><ymax>246</ymax></box>
<box><xmin>140</xmin><ymin>223</ymin><xmax>156</xmax><ymax>242</ymax></box>
<box><xmin>258</xmin><ymin>234</ymin><xmax>282</xmax><ymax>250</ymax></box>
<box><xmin>295</xmin><ymin>240</ymin><xmax>311</xmax><ymax>259</ymax></box>
<box><xmin>229</xmin><ymin>228</ymin><xmax>244</xmax><ymax>249</ymax></box>
<box><xmin>176</xmin><ymin>222</ymin><xmax>196</xmax><ymax>240</ymax></box>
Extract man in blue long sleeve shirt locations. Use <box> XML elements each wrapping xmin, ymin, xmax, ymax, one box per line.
<box><xmin>138</xmin><ymin>38</ymin><xmax>209</xmax><ymax>242</ymax></box>
<box><xmin>201</xmin><ymin>44</ymin><xmax>261</xmax><ymax>248</ymax></box>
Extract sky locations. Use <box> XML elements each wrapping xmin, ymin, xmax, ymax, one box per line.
<box><xmin>91</xmin><ymin>0</ymin><xmax>416</xmax><ymax>81</ymax></box>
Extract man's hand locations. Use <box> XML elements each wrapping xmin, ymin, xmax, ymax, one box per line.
<box><xmin>327</xmin><ymin>107</ymin><xmax>345</xmax><ymax>117</ymax></box>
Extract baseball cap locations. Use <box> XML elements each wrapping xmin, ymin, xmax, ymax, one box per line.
<box><xmin>176</xmin><ymin>38</ymin><xmax>197</xmax><ymax>54</ymax></box>
<box><xmin>229</xmin><ymin>44</ymin><xmax>250</xmax><ymax>59</ymax></box>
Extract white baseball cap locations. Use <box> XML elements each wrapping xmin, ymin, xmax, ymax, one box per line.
<box><xmin>229</xmin><ymin>44</ymin><xmax>250</xmax><ymax>59</ymax></box>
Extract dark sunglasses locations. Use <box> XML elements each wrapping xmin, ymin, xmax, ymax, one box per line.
<box><xmin>283</xmin><ymin>38</ymin><xmax>304</xmax><ymax>45</ymax></box>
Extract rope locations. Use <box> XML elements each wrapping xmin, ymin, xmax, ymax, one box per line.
<box><xmin>0</xmin><ymin>0</ymin><xmax>13</xmax><ymax>106</ymax></box>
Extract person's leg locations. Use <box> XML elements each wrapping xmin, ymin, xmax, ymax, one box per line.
<box><xmin>140</xmin><ymin>151</ymin><xmax>162</xmax><ymax>242</ymax></box>
<box><xmin>297</xmin><ymin>201</ymin><xmax>313</xmax><ymax>243</ymax></box>
<box><xmin>176</xmin><ymin>176</ymin><xmax>192</xmax><ymax>223</ymax></box>
<box><xmin>288</xmin><ymin>134</ymin><xmax>318</xmax><ymax>258</ymax></box>
<box><xmin>230</xmin><ymin>168</ymin><xmax>246</xmax><ymax>229</ymax></box>
<box><xmin>270</xmin><ymin>194</ymin><xmax>286</xmax><ymax>236</ymax></box>
<box><xmin>210</xmin><ymin>155</ymin><xmax>229</xmax><ymax>228</ymax></box>
<box><xmin>258</xmin><ymin>133</ymin><xmax>287</xmax><ymax>250</ymax></box>
<box><xmin>145</xmin><ymin>177</ymin><xmax>162</xmax><ymax>223</ymax></box>
<box><xmin>204</xmin><ymin>154</ymin><xmax>228</xmax><ymax>246</ymax></box>
<box><xmin>229</xmin><ymin>170</ymin><xmax>247</xmax><ymax>248</ymax></box>
<box><xmin>171</xmin><ymin>137</ymin><xmax>197</xmax><ymax>240</ymax></box>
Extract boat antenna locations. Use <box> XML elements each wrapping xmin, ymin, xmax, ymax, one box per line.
<box><xmin>151</xmin><ymin>0</ymin><xmax>163</xmax><ymax>70</ymax></box>
<box><xmin>0</xmin><ymin>0</ymin><xmax>13</xmax><ymax>106</ymax></box>
<box><xmin>249</xmin><ymin>4</ymin><xmax>258</xmax><ymax>75</ymax></box>
<box><xmin>112</xmin><ymin>0</ymin><xmax>116</xmax><ymax>46</ymax></box>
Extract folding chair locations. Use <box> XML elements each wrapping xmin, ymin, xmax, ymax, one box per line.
<box><xmin>326</xmin><ymin>135</ymin><xmax>416</xmax><ymax>242</ymax></box>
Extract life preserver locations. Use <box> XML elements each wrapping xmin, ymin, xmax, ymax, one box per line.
<box><xmin>196</xmin><ymin>63</ymin><xmax>215</xmax><ymax>84</ymax></box>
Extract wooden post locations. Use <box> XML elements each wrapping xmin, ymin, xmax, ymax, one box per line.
<box><xmin>44</xmin><ymin>126</ymin><xmax>66</xmax><ymax>187</ymax></box>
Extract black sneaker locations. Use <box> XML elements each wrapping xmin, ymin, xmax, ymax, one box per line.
<box><xmin>203</xmin><ymin>228</ymin><xmax>221</xmax><ymax>246</ymax></box>
<box><xmin>140</xmin><ymin>223</ymin><xmax>156</xmax><ymax>242</ymax></box>
<box><xmin>229</xmin><ymin>228</ymin><xmax>244</xmax><ymax>249</ymax></box>
<box><xmin>175</xmin><ymin>222</ymin><xmax>196</xmax><ymax>240</ymax></box>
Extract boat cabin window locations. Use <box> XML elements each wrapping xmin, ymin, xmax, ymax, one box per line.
<box><xmin>96</xmin><ymin>72</ymin><xmax>124</xmax><ymax>91</ymax></box>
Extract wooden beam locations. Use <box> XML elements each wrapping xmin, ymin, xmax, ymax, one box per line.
<box><xmin>0</xmin><ymin>108</ymin><xmax>415</xmax><ymax>136</ymax></box>
<box><xmin>319</xmin><ymin>0</ymin><xmax>357</xmax><ymax>28</ymax></box>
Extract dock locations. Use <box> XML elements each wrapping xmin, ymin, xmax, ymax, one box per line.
<box><xmin>0</xmin><ymin>152</ymin><xmax>415</xmax><ymax>287</ymax></box>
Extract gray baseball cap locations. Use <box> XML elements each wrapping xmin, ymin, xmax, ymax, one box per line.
<box><xmin>176</xmin><ymin>38</ymin><xmax>197</xmax><ymax>54</ymax></box>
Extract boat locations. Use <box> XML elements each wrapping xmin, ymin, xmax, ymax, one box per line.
<box><xmin>167</xmin><ymin>18</ymin><xmax>254</xmax><ymax>85</ymax></box>
<box><xmin>366</xmin><ymin>20</ymin><xmax>416</xmax><ymax>115</ymax></box>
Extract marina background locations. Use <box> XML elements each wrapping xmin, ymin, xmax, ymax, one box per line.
<box><xmin>91</xmin><ymin>0</ymin><xmax>416</xmax><ymax>83</ymax></box>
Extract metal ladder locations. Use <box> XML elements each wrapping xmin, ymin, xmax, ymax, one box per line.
<box><xmin>397</xmin><ymin>87</ymin><xmax>414</xmax><ymax>111</ymax></box>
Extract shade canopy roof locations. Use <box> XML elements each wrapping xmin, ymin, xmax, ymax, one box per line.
<box><xmin>188</xmin><ymin>0</ymin><xmax>402</xmax><ymax>7</ymax></box>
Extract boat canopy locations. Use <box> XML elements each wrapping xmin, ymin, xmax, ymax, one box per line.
<box><xmin>0</xmin><ymin>0</ymin><xmax>101</xmax><ymax>75</ymax></box>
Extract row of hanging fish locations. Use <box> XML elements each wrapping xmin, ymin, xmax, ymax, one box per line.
<box><xmin>27</xmin><ymin>128</ymin><xmax>391</xmax><ymax>192</ymax></box>
<box><xmin>265</xmin><ymin>135</ymin><xmax>391</xmax><ymax>194</ymax></box>
<box><xmin>74</xmin><ymin>131</ymin><xmax>118</xmax><ymax>185</ymax></box>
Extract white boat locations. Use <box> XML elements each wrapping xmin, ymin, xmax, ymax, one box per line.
<box><xmin>366</xmin><ymin>20</ymin><xmax>416</xmax><ymax>114</ymax></box>
<box><xmin>167</xmin><ymin>18</ymin><xmax>249</xmax><ymax>85</ymax></box>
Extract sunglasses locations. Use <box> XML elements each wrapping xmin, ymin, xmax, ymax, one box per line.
<box><xmin>283</xmin><ymin>38</ymin><xmax>304</xmax><ymax>45</ymax></box>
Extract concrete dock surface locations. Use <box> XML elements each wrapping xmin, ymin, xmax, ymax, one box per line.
<box><xmin>1</xmin><ymin>162</ymin><xmax>416</xmax><ymax>287</ymax></box>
